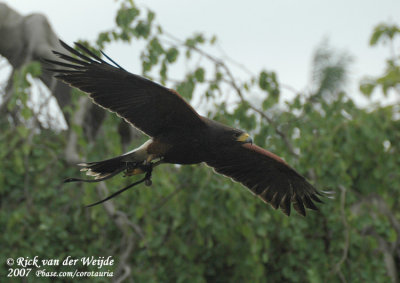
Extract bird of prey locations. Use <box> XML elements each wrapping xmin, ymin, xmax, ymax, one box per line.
<box><xmin>45</xmin><ymin>40</ymin><xmax>323</xmax><ymax>216</ymax></box>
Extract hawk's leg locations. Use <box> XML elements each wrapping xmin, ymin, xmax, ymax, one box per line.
<box><xmin>123</xmin><ymin>161</ymin><xmax>153</xmax><ymax>184</ymax></box>
<box><xmin>139</xmin><ymin>163</ymin><xmax>153</xmax><ymax>186</ymax></box>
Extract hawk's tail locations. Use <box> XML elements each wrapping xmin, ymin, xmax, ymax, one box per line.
<box><xmin>78</xmin><ymin>155</ymin><xmax>128</xmax><ymax>179</ymax></box>
<box><xmin>63</xmin><ymin>154</ymin><xmax>145</xmax><ymax>183</ymax></box>
<box><xmin>63</xmin><ymin>141</ymin><xmax>155</xmax><ymax>183</ymax></box>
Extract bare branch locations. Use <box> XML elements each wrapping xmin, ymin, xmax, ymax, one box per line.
<box><xmin>95</xmin><ymin>182</ymin><xmax>147</xmax><ymax>282</ymax></box>
<box><xmin>65</xmin><ymin>97</ymin><xmax>88</xmax><ymax>164</ymax></box>
<box><xmin>330</xmin><ymin>185</ymin><xmax>350</xmax><ymax>283</ymax></box>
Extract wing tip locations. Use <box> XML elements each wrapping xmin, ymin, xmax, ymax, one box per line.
<box><xmin>258</xmin><ymin>187</ymin><xmax>325</xmax><ymax>217</ymax></box>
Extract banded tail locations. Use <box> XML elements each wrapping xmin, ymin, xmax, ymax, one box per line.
<box><xmin>79</xmin><ymin>155</ymin><xmax>130</xmax><ymax>179</ymax></box>
<box><xmin>64</xmin><ymin>152</ymin><xmax>147</xmax><ymax>183</ymax></box>
<box><xmin>64</xmin><ymin>140</ymin><xmax>158</xmax><ymax>183</ymax></box>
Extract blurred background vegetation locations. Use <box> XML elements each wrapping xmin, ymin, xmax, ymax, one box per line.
<box><xmin>1</xmin><ymin>0</ymin><xmax>399</xmax><ymax>282</ymax></box>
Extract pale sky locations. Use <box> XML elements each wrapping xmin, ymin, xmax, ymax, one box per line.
<box><xmin>2</xmin><ymin>0</ymin><xmax>400</xmax><ymax>107</ymax></box>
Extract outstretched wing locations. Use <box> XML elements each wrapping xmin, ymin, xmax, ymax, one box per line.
<box><xmin>206</xmin><ymin>143</ymin><xmax>322</xmax><ymax>216</ymax></box>
<box><xmin>45</xmin><ymin>40</ymin><xmax>205</xmax><ymax>137</ymax></box>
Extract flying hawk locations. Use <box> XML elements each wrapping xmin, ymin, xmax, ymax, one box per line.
<box><xmin>46</xmin><ymin>41</ymin><xmax>323</xmax><ymax>216</ymax></box>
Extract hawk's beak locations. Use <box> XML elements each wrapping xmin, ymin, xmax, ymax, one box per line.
<box><xmin>237</xmin><ymin>133</ymin><xmax>253</xmax><ymax>144</ymax></box>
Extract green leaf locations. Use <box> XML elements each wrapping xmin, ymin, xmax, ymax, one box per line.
<box><xmin>210</xmin><ymin>35</ymin><xmax>217</xmax><ymax>45</ymax></box>
<box><xmin>185</xmin><ymin>38</ymin><xmax>195</xmax><ymax>48</ymax></box>
<box><xmin>147</xmin><ymin>9</ymin><xmax>155</xmax><ymax>23</ymax></box>
<box><xmin>176</xmin><ymin>79</ymin><xmax>195</xmax><ymax>99</ymax></box>
<box><xmin>194</xmin><ymin>67</ymin><xmax>205</xmax><ymax>82</ymax></box>
<box><xmin>258</xmin><ymin>70</ymin><xmax>280</xmax><ymax>98</ymax></box>
<box><xmin>370</xmin><ymin>23</ymin><xmax>400</xmax><ymax>46</ymax></box>
<box><xmin>20</xmin><ymin>106</ymin><xmax>33</xmax><ymax>120</ymax></box>
<box><xmin>194</xmin><ymin>34</ymin><xmax>205</xmax><ymax>43</ymax></box>
<box><xmin>359</xmin><ymin>80</ymin><xmax>376</xmax><ymax>97</ymax></box>
<box><xmin>116</xmin><ymin>6</ymin><xmax>140</xmax><ymax>28</ymax></box>
<box><xmin>96</xmin><ymin>32</ymin><xmax>111</xmax><ymax>47</ymax></box>
<box><xmin>262</xmin><ymin>95</ymin><xmax>279</xmax><ymax>110</ymax></box>
<box><xmin>185</xmin><ymin>33</ymin><xmax>205</xmax><ymax>48</ymax></box>
<box><xmin>135</xmin><ymin>21</ymin><xmax>151</xmax><ymax>38</ymax></box>
<box><xmin>150</xmin><ymin>38</ymin><xmax>164</xmax><ymax>54</ymax></box>
<box><xmin>160</xmin><ymin>60</ymin><xmax>167</xmax><ymax>82</ymax></box>
<box><xmin>166</xmin><ymin>47</ymin><xmax>179</xmax><ymax>63</ymax></box>
<box><xmin>370</xmin><ymin>25</ymin><xmax>384</xmax><ymax>46</ymax></box>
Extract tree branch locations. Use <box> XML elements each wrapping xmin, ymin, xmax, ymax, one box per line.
<box><xmin>331</xmin><ymin>185</ymin><xmax>349</xmax><ymax>283</ymax></box>
<box><xmin>95</xmin><ymin>182</ymin><xmax>146</xmax><ymax>282</ymax></box>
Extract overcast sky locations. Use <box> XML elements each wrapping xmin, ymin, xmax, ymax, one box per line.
<box><xmin>2</xmin><ymin>0</ymin><xmax>400</xmax><ymax>106</ymax></box>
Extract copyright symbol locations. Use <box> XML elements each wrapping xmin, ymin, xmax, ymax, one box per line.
<box><xmin>7</xmin><ymin>258</ymin><xmax>14</xmax><ymax>266</ymax></box>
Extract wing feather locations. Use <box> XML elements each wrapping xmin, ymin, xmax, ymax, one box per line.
<box><xmin>45</xmin><ymin>40</ymin><xmax>205</xmax><ymax>137</ymax></box>
<box><xmin>206</xmin><ymin>143</ymin><xmax>321</xmax><ymax>216</ymax></box>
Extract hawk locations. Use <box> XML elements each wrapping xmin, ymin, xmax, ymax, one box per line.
<box><xmin>46</xmin><ymin>41</ymin><xmax>323</xmax><ymax>216</ymax></box>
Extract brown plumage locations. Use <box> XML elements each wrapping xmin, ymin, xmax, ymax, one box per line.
<box><xmin>46</xmin><ymin>40</ymin><xmax>323</xmax><ymax>216</ymax></box>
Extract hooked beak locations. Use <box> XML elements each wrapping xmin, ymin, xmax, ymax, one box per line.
<box><xmin>237</xmin><ymin>132</ymin><xmax>253</xmax><ymax>144</ymax></box>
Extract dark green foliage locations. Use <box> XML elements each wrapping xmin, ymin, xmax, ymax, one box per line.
<box><xmin>1</xmin><ymin>2</ymin><xmax>399</xmax><ymax>282</ymax></box>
